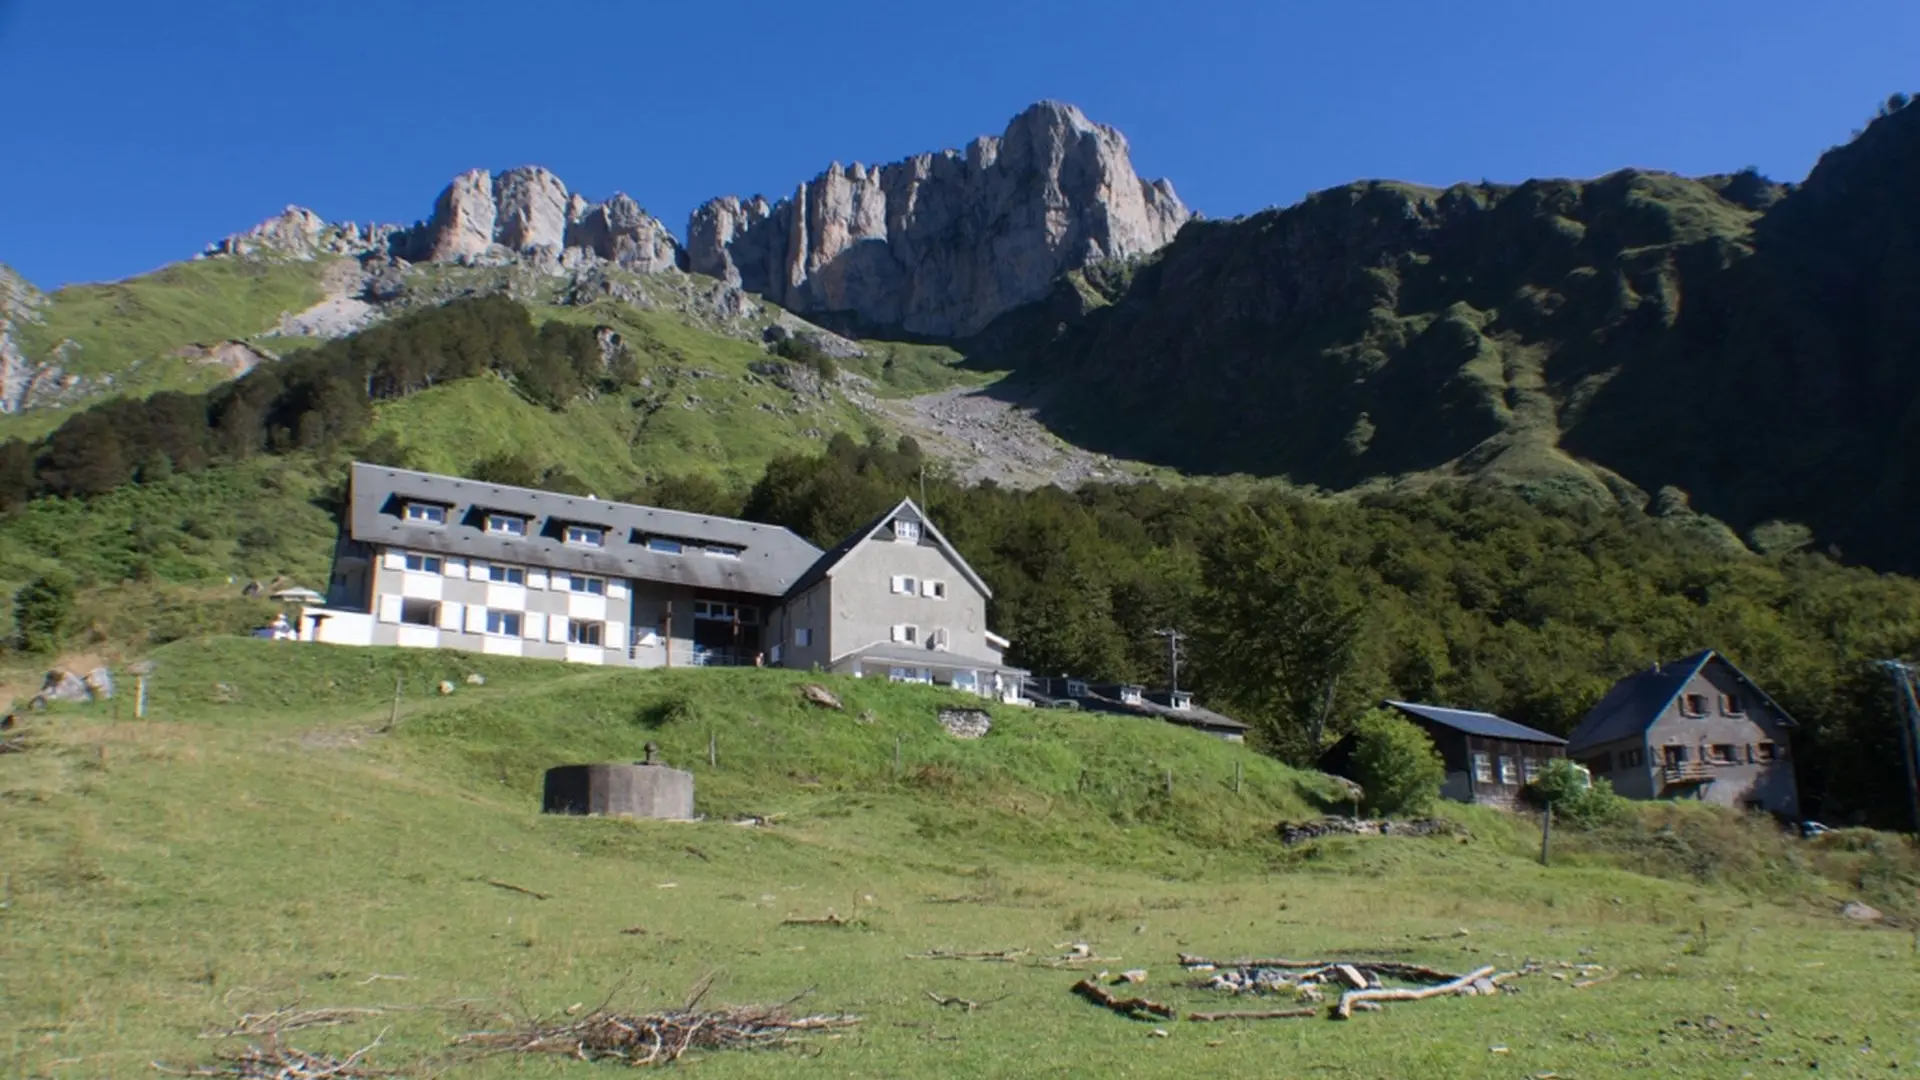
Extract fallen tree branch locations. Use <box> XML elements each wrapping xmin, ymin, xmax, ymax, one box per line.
<box><xmin>1333</xmin><ymin>965</ymin><xmax>1496</xmax><ymax>1019</ymax></box>
<box><xmin>485</xmin><ymin>879</ymin><xmax>549</xmax><ymax>901</ymax></box>
<box><xmin>1187</xmin><ymin>1007</ymin><xmax>1320</xmax><ymax>1022</ymax></box>
<box><xmin>924</xmin><ymin>991</ymin><xmax>980</xmax><ymax>1012</ymax></box>
<box><xmin>1070</xmin><ymin>978</ymin><xmax>1176</xmax><ymax>1021</ymax></box>
<box><xmin>200</xmin><ymin>1006</ymin><xmax>389</xmax><ymax>1039</ymax></box>
<box><xmin>455</xmin><ymin>999</ymin><xmax>857</xmax><ymax>1065</ymax></box>
<box><xmin>907</xmin><ymin>948</ymin><xmax>1030</xmax><ymax>962</ymax></box>
<box><xmin>780</xmin><ymin>913</ymin><xmax>851</xmax><ymax>927</ymax></box>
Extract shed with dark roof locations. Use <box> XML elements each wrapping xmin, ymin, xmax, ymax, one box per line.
<box><xmin>1319</xmin><ymin>700</ymin><xmax>1566</xmax><ymax>810</ymax></box>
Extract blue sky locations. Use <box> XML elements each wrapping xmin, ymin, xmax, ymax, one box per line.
<box><xmin>2</xmin><ymin>0</ymin><xmax>1914</xmax><ymax>288</ymax></box>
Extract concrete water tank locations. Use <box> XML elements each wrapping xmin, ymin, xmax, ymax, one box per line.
<box><xmin>542</xmin><ymin>744</ymin><xmax>694</xmax><ymax>820</ymax></box>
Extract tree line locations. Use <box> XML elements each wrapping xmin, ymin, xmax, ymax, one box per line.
<box><xmin>0</xmin><ymin>296</ymin><xmax>628</xmax><ymax>508</ymax></box>
<box><xmin>628</xmin><ymin>433</ymin><xmax>1920</xmax><ymax>829</ymax></box>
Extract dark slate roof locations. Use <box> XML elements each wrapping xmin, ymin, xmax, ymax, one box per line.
<box><xmin>1385</xmin><ymin>700</ymin><xmax>1567</xmax><ymax>745</ymax></box>
<box><xmin>783</xmin><ymin>498</ymin><xmax>991</xmax><ymax>601</ymax></box>
<box><xmin>348</xmin><ymin>462</ymin><xmax>823</xmax><ymax>597</ymax></box>
<box><xmin>1028</xmin><ymin>680</ymin><xmax>1251</xmax><ymax>733</ymax></box>
<box><xmin>1565</xmin><ymin>649</ymin><xmax>1796</xmax><ymax>752</ymax></box>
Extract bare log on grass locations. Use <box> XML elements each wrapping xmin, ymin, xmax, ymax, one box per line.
<box><xmin>907</xmin><ymin>948</ymin><xmax>1030</xmax><ymax>962</ymax></box>
<box><xmin>1187</xmin><ymin>1007</ymin><xmax>1320</xmax><ymax>1022</ymax></box>
<box><xmin>1070</xmin><ymin>978</ymin><xmax>1176</xmax><ymax>1021</ymax></box>
<box><xmin>1178</xmin><ymin>955</ymin><xmax>1457</xmax><ymax>982</ymax></box>
<box><xmin>485</xmin><ymin>879</ymin><xmax>549</xmax><ymax>901</ymax></box>
<box><xmin>1332</xmin><ymin>965</ymin><xmax>1496</xmax><ymax>1019</ymax></box>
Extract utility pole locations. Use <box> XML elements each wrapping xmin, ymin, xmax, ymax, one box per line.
<box><xmin>1878</xmin><ymin>660</ymin><xmax>1920</xmax><ymax>834</ymax></box>
<box><xmin>1152</xmin><ymin>628</ymin><xmax>1185</xmax><ymax>693</ymax></box>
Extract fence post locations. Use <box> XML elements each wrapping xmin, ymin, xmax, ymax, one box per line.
<box><xmin>708</xmin><ymin>729</ymin><xmax>717</xmax><ymax>768</ymax></box>
<box><xmin>1233</xmin><ymin>759</ymin><xmax>1242</xmax><ymax>794</ymax></box>
<box><xmin>1540</xmin><ymin>801</ymin><xmax>1553</xmax><ymax>866</ymax></box>
<box><xmin>384</xmin><ymin>675</ymin><xmax>401</xmax><ymax>732</ymax></box>
<box><xmin>135</xmin><ymin>675</ymin><xmax>149</xmax><ymax>719</ymax></box>
<box><xmin>1164</xmin><ymin>768</ymin><xmax>1173</xmax><ymax>799</ymax></box>
<box><xmin>894</xmin><ymin>735</ymin><xmax>903</xmax><ymax>778</ymax></box>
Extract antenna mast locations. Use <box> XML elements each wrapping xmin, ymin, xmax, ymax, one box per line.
<box><xmin>1152</xmin><ymin>628</ymin><xmax>1185</xmax><ymax>693</ymax></box>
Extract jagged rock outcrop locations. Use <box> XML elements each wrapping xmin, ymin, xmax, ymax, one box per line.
<box><xmin>1</xmin><ymin>264</ymin><xmax>47</xmax><ymax>414</ymax></box>
<box><xmin>686</xmin><ymin>101</ymin><xmax>1191</xmax><ymax>338</ymax></box>
<box><xmin>210</xmin><ymin>167</ymin><xmax>684</xmax><ymax>276</ymax></box>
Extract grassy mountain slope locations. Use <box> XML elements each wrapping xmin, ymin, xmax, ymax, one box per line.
<box><xmin>970</xmin><ymin>102</ymin><xmax>1920</xmax><ymax>570</ymax></box>
<box><xmin>3</xmin><ymin>638</ymin><xmax>1916</xmax><ymax>1078</ymax></box>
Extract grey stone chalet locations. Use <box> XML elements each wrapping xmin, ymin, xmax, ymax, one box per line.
<box><xmin>301</xmin><ymin>463</ymin><xmax>1026</xmax><ymax>702</ymax></box>
<box><xmin>1567</xmin><ymin>650</ymin><xmax>1799</xmax><ymax>817</ymax></box>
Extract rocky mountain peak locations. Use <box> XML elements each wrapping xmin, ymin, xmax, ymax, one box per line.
<box><xmin>686</xmin><ymin>100</ymin><xmax>1191</xmax><ymax>338</ymax></box>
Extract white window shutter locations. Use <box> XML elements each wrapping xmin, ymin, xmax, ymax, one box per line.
<box><xmin>891</xmin><ymin>624</ymin><xmax>906</xmax><ymax>643</ymax></box>
<box><xmin>464</xmin><ymin>606</ymin><xmax>487</xmax><ymax>634</ymax></box>
<box><xmin>890</xmin><ymin>575</ymin><xmax>905</xmax><ymax>594</ymax></box>
<box><xmin>382</xmin><ymin>550</ymin><xmax>406</xmax><ymax>571</ymax></box>
<box><xmin>603</xmin><ymin>621</ymin><xmax>624</xmax><ymax>649</ymax></box>
<box><xmin>467</xmin><ymin>561</ymin><xmax>489</xmax><ymax>582</ymax></box>
<box><xmin>547</xmin><ymin>613</ymin><xmax>568</xmax><ymax>643</ymax></box>
<box><xmin>377</xmin><ymin>595</ymin><xmax>403</xmax><ymax>623</ymax></box>
<box><xmin>527</xmin><ymin>569</ymin><xmax>547</xmax><ymax>590</ymax></box>
<box><xmin>437</xmin><ymin>601</ymin><xmax>464</xmax><ymax>631</ymax></box>
<box><xmin>525</xmin><ymin>612</ymin><xmax>545</xmax><ymax>639</ymax></box>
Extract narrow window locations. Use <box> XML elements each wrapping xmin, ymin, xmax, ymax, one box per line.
<box><xmin>892</xmin><ymin>624</ymin><xmax>918</xmax><ymax>645</ymax></box>
<box><xmin>769</xmin><ymin>643</ymin><xmax>783</xmax><ymax>664</ymax></box>
<box><xmin>923</xmin><ymin>580</ymin><xmax>948</xmax><ymax>600</ymax></box>
<box><xmin>485</xmin><ymin>514</ymin><xmax>527</xmax><ymax>537</ymax></box>
<box><xmin>405</xmin><ymin>503</ymin><xmax>447</xmax><ymax>525</ymax></box>
<box><xmin>566</xmin><ymin>574</ymin><xmax>606</xmax><ymax>596</ymax></box>
<box><xmin>893</xmin><ymin>519</ymin><xmax>921</xmax><ymax>542</ymax></box>
<box><xmin>1497</xmin><ymin>756</ymin><xmax>1515</xmax><ymax>784</ymax></box>
<box><xmin>794</xmin><ymin>627</ymin><xmax>812</xmax><ymax>647</ymax></box>
<box><xmin>488</xmin><ymin>564</ymin><xmax>525</xmax><ymax>585</ymax></box>
<box><xmin>1682</xmin><ymin>693</ymin><xmax>1709</xmax><ymax>718</ymax></box>
<box><xmin>403</xmin><ymin>553</ymin><xmax>443</xmax><ymax>574</ymax></box>
<box><xmin>399</xmin><ymin>599</ymin><xmax>439</xmax><ymax>626</ymax></box>
<box><xmin>567</xmin><ymin>619</ymin><xmax>604</xmax><ymax>646</ymax></box>
<box><xmin>1472</xmin><ymin>752</ymin><xmax>1493</xmax><ymax>784</ymax></box>
<box><xmin>485</xmin><ymin>610</ymin><xmax>522</xmax><ymax>637</ymax></box>
<box><xmin>565</xmin><ymin>525</ymin><xmax>606</xmax><ymax>547</ymax></box>
<box><xmin>929</xmin><ymin>627</ymin><xmax>950</xmax><ymax>651</ymax></box>
<box><xmin>1523</xmin><ymin>758</ymin><xmax>1542</xmax><ymax>784</ymax></box>
<box><xmin>646</xmin><ymin>536</ymin><xmax>682</xmax><ymax>554</ymax></box>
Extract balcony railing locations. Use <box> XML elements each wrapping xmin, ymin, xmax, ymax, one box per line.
<box><xmin>1662</xmin><ymin>761</ymin><xmax>1714</xmax><ymax>784</ymax></box>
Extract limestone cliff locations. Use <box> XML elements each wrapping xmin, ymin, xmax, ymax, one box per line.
<box><xmin>208</xmin><ymin>167</ymin><xmax>681</xmax><ymax>273</ymax></box>
<box><xmin>1</xmin><ymin>264</ymin><xmax>46</xmax><ymax>413</ymax></box>
<box><xmin>685</xmin><ymin>101</ymin><xmax>1190</xmax><ymax>338</ymax></box>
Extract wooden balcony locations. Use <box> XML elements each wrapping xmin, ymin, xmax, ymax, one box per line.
<box><xmin>1662</xmin><ymin>761</ymin><xmax>1713</xmax><ymax>785</ymax></box>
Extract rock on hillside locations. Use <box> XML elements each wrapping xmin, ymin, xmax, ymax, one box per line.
<box><xmin>1</xmin><ymin>264</ymin><xmax>50</xmax><ymax>414</ymax></box>
<box><xmin>686</xmin><ymin>101</ymin><xmax>1191</xmax><ymax>338</ymax></box>
<box><xmin>208</xmin><ymin>168</ymin><xmax>681</xmax><ymax>273</ymax></box>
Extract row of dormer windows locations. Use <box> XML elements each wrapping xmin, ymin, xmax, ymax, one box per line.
<box><xmin>404</xmin><ymin>498</ymin><xmax>745</xmax><ymax>557</ymax></box>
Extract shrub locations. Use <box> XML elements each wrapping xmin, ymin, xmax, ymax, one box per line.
<box><xmin>13</xmin><ymin>574</ymin><xmax>75</xmax><ymax>654</ymax></box>
<box><xmin>1525</xmin><ymin>758</ymin><xmax>1628</xmax><ymax>827</ymax></box>
<box><xmin>1346</xmin><ymin>708</ymin><xmax>1445</xmax><ymax>816</ymax></box>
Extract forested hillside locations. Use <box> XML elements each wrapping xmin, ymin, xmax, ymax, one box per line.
<box><xmin>973</xmin><ymin>97</ymin><xmax>1920</xmax><ymax>572</ymax></box>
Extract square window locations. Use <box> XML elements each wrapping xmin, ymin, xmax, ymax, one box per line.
<box><xmin>893</xmin><ymin>519</ymin><xmax>920</xmax><ymax>542</ymax></box>
<box><xmin>892</xmin><ymin>624</ymin><xmax>918</xmax><ymax>645</ymax></box>
<box><xmin>565</xmin><ymin>525</ymin><xmax>606</xmax><ymax>547</ymax></box>
<box><xmin>1682</xmin><ymin>693</ymin><xmax>1709</xmax><ymax>718</ymax></box>
<box><xmin>567</xmin><ymin>619</ymin><xmax>604</xmax><ymax>646</ymax></box>
<box><xmin>486</xmin><ymin>514</ymin><xmax>527</xmax><ymax>537</ymax></box>
<box><xmin>891</xmin><ymin>575</ymin><xmax>918</xmax><ymax>595</ymax></box>
<box><xmin>399</xmin><ymin>599</ymin><xmax>439</xmax><ymax>626</ymax></box>
<box><xmin>566</xmin><ymin>574</ymin><xmax>606</xmax><ymax>595</ymax></box>
<box><xmin>923</xmin><ymin>580</ymin><xmax>948</xmax><ymax>600</ymax></box>
<box><xmin>403</xmin><ymin>553</ymin><xmax>443</xmax><ymax>574</ymax></box>
<box><xmin>1721</xmin><ymin>694</ymin><xmax>1745</xmax><ymax>716</ymax></box>
<box><xmin>646</xmin><ymin>536</ymin><xmax>682</xmax><ymax>554</ymax></box>
<box><xmin>1472</xmin><ymin>752</ymin><xmax>1493</xmax><ymax>784</ymax></box>
<box><xmin>485</xmin><ymin>610</ymin><xmax>521</xmax><ymax>637</ymax></box>
<box><xmin>1710</xmin><ymin>744</ymin><xmax>1737</xmax><ymax>764</ymax></box>
<box><xmin>794</xmin><ymin>627</ymin><xmax>812</xmax><ymax>647</ymax></box>
<box><xmin>488</xmin><ymin>564</ymin><xmax>525</xmax><ymax>585</ymax></box>
<box><xmin>405</xmin><ymin>503</ymin><xmax>446</xmax><ymax>525</ymax></box>
<box><xmin>1757</xmin><ymin>742</ymin><xmax>1779</xmax><ymax>762</ymax></box>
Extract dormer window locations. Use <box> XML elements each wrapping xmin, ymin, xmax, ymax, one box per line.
<box><xmin>705</xmin><ymin>543</ymin><xmax>743</xmax><ymax>559</ymax></box>
<box><xmin>1120</xmin><ymin>685</ymin><xmax>1145</xmax><ymax>705</ymax></box>
<box><xmin>404</xmin><ymin>502</ymin><xmax>447</xmax><ymax>526</ymax></box>
<box><xmin>646</xmin><ymin>536</ymin><xmax>682</xmax><ymax>555</ymax></box>
<box><xmin>485</xmin><ymin>513</ymin><xmax>527</xmax><ymax>537</ymax></box>
<box><xmin>565</xmin><ymin>524</ymin><xmax>606</xmax><ymax>548</ymax></box>
<box><xmin>1170</xmin><ymin>691</ymin><xmax>1193</xmax><ymax>711</ymax></box>
<box><xmin>893</xmin><ymin>519</ymin><xmax>920</xmax><ymax>542</ymax></box>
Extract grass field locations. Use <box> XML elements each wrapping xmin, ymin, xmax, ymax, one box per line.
<box><xmin>3</xmin><ymin>638</ymin><xmax>1918</xmax><ymax>1078</ymax></box>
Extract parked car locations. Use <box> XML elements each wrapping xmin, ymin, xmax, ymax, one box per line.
<box><xmin>1799</xmin><ymin>820</ymin><xmax>1832</xmax><ymax>839</ymax></box>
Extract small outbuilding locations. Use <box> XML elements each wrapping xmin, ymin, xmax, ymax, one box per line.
<box><xmin>1321</xmin><ymin>700</ymin><xmax>1567</xmax><ymax>810</ymax></box>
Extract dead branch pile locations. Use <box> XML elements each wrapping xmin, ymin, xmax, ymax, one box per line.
<box><xmin>456</xmin><ymin>1003</ymin><xmax>859</xmax><ymax>1066</ymax></box>
<box><xmin>155</xmin><ymin>1036</ymin><xmax>390</xmax><ymax>1078</ymax></box>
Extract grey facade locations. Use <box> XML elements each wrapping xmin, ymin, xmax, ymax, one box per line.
<box><xmin>1567</xmin><ymin>650</ymin><xmax>1799</xmax><ymax>817</ymax></box>
<box><xmin>304</xmin><ymin>465</ymin><xmax>1024</xmax><ymax>698</ymax></box>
